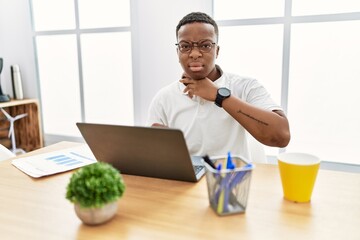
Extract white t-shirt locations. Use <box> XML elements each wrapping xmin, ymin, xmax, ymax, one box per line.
<box><xmin>147</xmin><ymin>67</ymin><xmax>282</xmax><ymax>159</ymax></box>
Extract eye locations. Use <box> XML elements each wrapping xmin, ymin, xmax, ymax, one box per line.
<box><xmin>179</xmin><ymin>42</ymin><xmax>191</xmax><ymax>51</ymax></box>
<box><xmin>199</xmin><ymin>41</ymin><xmax>213</xmax><ymax>50</ymax></box>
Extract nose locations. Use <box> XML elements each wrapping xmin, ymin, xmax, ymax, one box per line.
<box><xmin>189</xmin><ymin>46</ymin><xmax>202</xmax><ymax>59</ymax></box>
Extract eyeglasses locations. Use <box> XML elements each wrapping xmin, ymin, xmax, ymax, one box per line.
<box><xmin>175</xmin><ymin>40</ymin><xmax>216</xmax><ymax>53</ymax></box>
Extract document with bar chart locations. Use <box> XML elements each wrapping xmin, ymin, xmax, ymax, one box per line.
<box><xmin>12</xmin><ymin>145</ymin><xmax>97</xmax><ymax>178</ymax></box>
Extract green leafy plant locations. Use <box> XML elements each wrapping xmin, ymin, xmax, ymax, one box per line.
<box><xmin>66</xmin><ymin>162</ymin><xmax>125</xmax><ymax>208</ymax></box>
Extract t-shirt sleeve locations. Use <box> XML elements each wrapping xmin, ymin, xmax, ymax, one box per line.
<box><xmin>146</xmin><ymin>91</ymin><xmax>168</xmax><ymax>126</ymax></box>
<box><xmin>244</xmin><ymin>79</ymin><xmax>283</xmax><ymax>112</ymax></box>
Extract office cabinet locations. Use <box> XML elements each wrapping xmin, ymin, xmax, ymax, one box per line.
<box><xmin>0</xmin><ymin>99</ymin><xmax>43</xmax><ymax>152</ymax></box>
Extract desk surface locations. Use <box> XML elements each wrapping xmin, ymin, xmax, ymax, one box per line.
<box><xmin>0</xmin><ymin>142</ymin><xmax>359</xmax><ymax>240</ymax></box>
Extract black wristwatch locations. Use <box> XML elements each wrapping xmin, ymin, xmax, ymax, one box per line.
<box><xmin>215</xmin><ymin>87</ymin><xmax>231</xmax><ymax>107</ymax></box>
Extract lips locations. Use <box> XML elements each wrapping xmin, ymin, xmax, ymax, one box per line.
<box><xmin>188</xmin><ymin>62</ymin><xmax>204</xmax><ymax>72</ymax></box>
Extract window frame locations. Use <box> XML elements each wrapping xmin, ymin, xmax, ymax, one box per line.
<box><xmin>213</xmin><ymin>0</ymin><xmax>360</xmax><ymax>166</ymax></box>
<box><xmin>29</xmin><ymin>0</ymin><xmax>132</xmax><ymax>144</ymax></box>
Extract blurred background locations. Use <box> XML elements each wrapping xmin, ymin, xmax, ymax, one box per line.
<box><xmin>0</xmin><ymin>0</ymin><xmax>359</xmax><ymax>167</ymax></box>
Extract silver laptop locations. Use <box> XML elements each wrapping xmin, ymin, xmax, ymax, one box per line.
<box><xmin>76</xmin><ymin>123</ymin><xmax>205</xmax><ymax>182</ymax></box>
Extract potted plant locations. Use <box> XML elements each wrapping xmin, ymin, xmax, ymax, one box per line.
<box><xmin>66</xmin><ymin>162</ymin><xmax>126</xmax><ymax>225</ymax></box>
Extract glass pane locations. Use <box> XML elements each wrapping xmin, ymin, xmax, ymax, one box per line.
<box><xmin>217</xmin><ymin>25</ymin><xmax>283</xmax><ymax>156</ymax></box>
<box><xmin>293</xmin><ymin>0</ymin><xmax>360</xmax><ymax>16</ymax></box>
<box><xmin>78</xmin><ymin>0</ymin><xmax>130</xmax><ymax>28</ymax></box>
<box><xmin>81</xmin><ymin>32</ymin><xmax>133</xmax><ymax>125</ymax></box>
<box><xmin>32</xmin><ymin>0</ymin><xmax>75</xmax><ymax>31</ymax></box>
<box><xmin>214</xmin><ymin>0</ymin><xmax>284</xmax><ymax>20</ymax></box>
<box><xmin>36</xmin><ymin>35</ymin><xmax>81</xmax><ymax>136</ymax></box>
<box><xmin>288</xmin><ymin>21</ymin><xmax>360</xmax><ymax>164</ymax></box>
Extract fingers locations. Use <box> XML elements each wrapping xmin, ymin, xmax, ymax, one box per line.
<box><xmin>179</xmin><ymin>79</ymin><xmax>190</xmax><ymax>86</ymax></box>
<box><xmin>179</xmin><ymin>77</ymin><xmax>213</xmax><ymax>99</ymax></box>
<box><xmin>180</xmin><ymin>78</ymin><xmax>203</xmax><ymax>99</ymax></box>
<box><xmin>179</xmin><ymin>78</ymin><xmax>192</xmax><ymax>86</ymax></box>
<box><xmin>181</xmin><ymin>73</ymin><xmax>191</xmax><ymax>86</ymax></box>
<box><xmin>182</xmin><ymin>83</ymin><xmax>194</xmax><ymax>98</ymax></box>
<box><xmin>187</xmin><ymin>90</ymin><xmax>194</xmax><ymax>99</ymax></box>
<box><xmin>181</xmin><ymin>72</ymin><xmax>190</xmax><ymax>79</ymax></box>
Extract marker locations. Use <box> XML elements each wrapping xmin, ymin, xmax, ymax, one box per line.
<box><xmin>202</xmin><ymin>155</ymin><xmax>216</xmax><ymax>169</ymax></box>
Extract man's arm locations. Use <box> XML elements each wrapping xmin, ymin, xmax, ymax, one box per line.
<box><xmin>180</xmin><ymin>77</ymin><xmax>290</xmax><ymax>147</ymax></box>
<box><xmin>222</xmin><ymin>96</ymin><xmax>290</xmax><ymax>147</ymax></box>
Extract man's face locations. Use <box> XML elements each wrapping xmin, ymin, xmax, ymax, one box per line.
<box><xmin>177</xmin><ymin>22</ymin><xmax>219</xmax><ymax>80</ymax></box>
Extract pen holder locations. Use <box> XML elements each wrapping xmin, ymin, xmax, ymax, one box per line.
<box><xmin>204</xmin><ymin>156</ymin><xmax>254</xmax><ymax>216</ymax></box>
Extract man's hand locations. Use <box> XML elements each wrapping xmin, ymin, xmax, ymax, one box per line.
<box><xmin>179</xmin><ymin>74</ymin><xmax>218</xmax><ymax>100</ymax></box>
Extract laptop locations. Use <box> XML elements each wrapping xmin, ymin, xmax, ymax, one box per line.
<box><xmin>76</xmin><ymin>122</ymin><xmax>205</xmax><ymax>182</ymax></box>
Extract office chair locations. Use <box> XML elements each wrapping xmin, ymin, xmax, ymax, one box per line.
<box><xmin>0</xmin><ymin>143</ymin><xmax>15</xmax><ymax>161</ymax></box>
<box><xmin>0</xmin><ymin>108</ymin><xmax>27</xmax><ymax>155</ymax></box>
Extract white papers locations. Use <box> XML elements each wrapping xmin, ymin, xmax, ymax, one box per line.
<box><xmin>12</xmin><ymin>145</ymin><xmax>97</xmax><ymax>178</ymax></box>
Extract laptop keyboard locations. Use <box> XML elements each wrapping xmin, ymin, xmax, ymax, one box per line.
<box><xmin>193</xmin><ymin>165</ymin><xmax>204</xmax><ymax>174</ymax></box>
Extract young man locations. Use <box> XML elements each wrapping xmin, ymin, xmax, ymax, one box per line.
<box><xmin>147</xmin><ymin>12</ymin><xmax>290</xmax><ymax>158</ymax></box>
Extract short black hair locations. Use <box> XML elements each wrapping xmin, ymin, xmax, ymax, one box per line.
<box><xmin>176</xmin><ymin>12</ymin><xmax>219</xmax><ymax>42</ymax></box>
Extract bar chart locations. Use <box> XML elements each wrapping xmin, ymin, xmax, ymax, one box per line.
<box><xmin>12</xmin><ymin>145</ymin><xmax>97</xmax><ymax>178</ymax></box>
<box><xmin>46</xmin><ymin>152</ymin><xmax>94</xmax><ymax>167</ymax></box>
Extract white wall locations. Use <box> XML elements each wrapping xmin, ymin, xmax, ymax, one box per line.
<box><xmin>0</xmin><ymin>0</ymin><xmax>38</xmax><ymax>99</ymax></box>
<box><xmin>0</xmin><ymin>0</ymin><xmax>212</xmax><ymax>126</ymax></box>
<box><xmin>131</xmin><ymin>0</ymin><xmax>212</xmax><ymax>125</ymax></box>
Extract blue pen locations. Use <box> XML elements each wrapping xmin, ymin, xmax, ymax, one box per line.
<box><xmin>222</xmin><ymin>175</ymin><xmax>233</xmax><ymax>213</ymax></box>
<box><xmin>224</xmin><ymin>163</ymin><xmax>254</xmax><ymax>213</ymax></box>
<box><xmin>220</xmin><ymin>152</ymin><xmax>235</xmax><ymax>212</ymax></box>
<box><xmin>230</xmin><ymin>163</ymin><xmax>253</xmax><ymax>188</ymax></box>
<box><xmin>230</xmin><ymin>170</ymin><xmax>248</xmax><ymax>189</ymax></box>
<box><xmin>214</xmin><ymin>163</ymin><xmax>222</xmax><ymax>199</ymax></box>
<box><xmin>226</xmin><ymin>151</ymin><xmax>235</xmax><ymax>169</ymax></box>
<box><xmin>214</xmin><ymin>153</ymin><xmax>235</xmax><ymax>214</ymax></box>
<box><xmin>217</xmin><ymin>164</ymin><xmax>229</xmax><ymax>214</ymax></box>
<box><xmin>231</xmin><ymin>164</ymin><xmax>253</xmax><ymax>192</ymax></box>
<box><xmin>227</xmin><ymin>163</ymin><xmax>254</xmax><ymax>209</ymax></box>
<box><xmin>216</xmin><ymin>163</ymin><xmax>222</xmax><ymax>172</ymax></box>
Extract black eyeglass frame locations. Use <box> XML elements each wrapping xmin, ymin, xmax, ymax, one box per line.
<box><xmin>175</xmin><ymin>40</ymin><xmax>216</xmax><ymax>53</ymax></box>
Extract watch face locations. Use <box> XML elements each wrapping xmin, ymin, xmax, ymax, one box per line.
<box><xmin>218</xmin><ymin>87</ymin><xmax>231</xmax><ymax>97</ymax></box>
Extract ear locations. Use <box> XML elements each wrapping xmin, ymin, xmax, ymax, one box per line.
<box><xmin>216</xmin><ymin>46</ymin><xmax>220</xmax><ymax>58</ymax></box>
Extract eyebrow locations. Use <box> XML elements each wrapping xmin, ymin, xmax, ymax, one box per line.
<box><xmin>178</xmin><ymin>39</ymin><xmax>214</xmax><ymax>43</ymax></box>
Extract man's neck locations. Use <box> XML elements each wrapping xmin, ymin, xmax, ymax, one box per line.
<box><xmin>207</xmin><ymin>65</ymin><xmax>222</xmax><ymax>82</ymax></box>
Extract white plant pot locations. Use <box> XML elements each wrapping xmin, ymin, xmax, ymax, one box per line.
<box><xmin>74</xmin><ymin>201</ymin><xmax>118</xmax><ymax>225</ymax></box>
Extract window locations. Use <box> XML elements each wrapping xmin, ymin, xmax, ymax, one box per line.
<box><xmin>214</xmin><ymin>0</ymin><xmax>284</xmax><ymax>19</ymax></box>
<box><xmin>32</xmin><ymin>0</ymin><xmax>75</xmax><ymax>31</ymax></box>
<box><xmin>214</xmin><ymin>0</ymin><xmax>360</xmax><ymax>164</ymax></box>
<box><xmin>36</xmin><ymin>35</ymin><xmax>81</xmax><ymax>136</ymax></box>
<box><xmin>217</xmin><ymin>25</ymin><xmax>283</xmax><ymax>104</ymax></box>
<box><xmin>81</xmin><ymin>32</ymin><xmax>133</xmax><ymax>126</ymax></box>
<box><xmin>292</xmin><ymin>0</ymin><xmax>360</xmax><ymax>16</ymax></box>
<box><xmin>31</xmin><ymin>0</ymin><xmax>133</xmax><ymax>140</ymax></box>
<box><xmin>287</xmin><ymin>21</ymin><xmax>360</xmax><ymax>165</ymax></box>
<box><xmin>78</xmin><ymin>0</ymin><xmax>130</xmax><ymax>28</ymax></box>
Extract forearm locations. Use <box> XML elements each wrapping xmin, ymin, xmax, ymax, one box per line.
<box><xmin>222</xmin><ymin>96</ymin><xmax>290</xmax><ymax>147</ymax></box>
